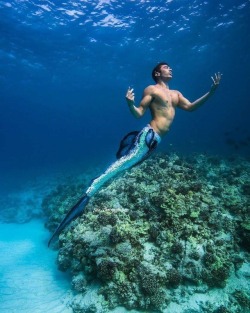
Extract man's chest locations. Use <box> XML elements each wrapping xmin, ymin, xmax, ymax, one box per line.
<box><xmin>153</xmin><ymin>90</ymin><xmax>178</xmax><ymax>107</ymax></box>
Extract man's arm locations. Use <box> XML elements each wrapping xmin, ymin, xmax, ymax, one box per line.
<box><xmin>125</xmin><ymin>86</ymin><xmax>153</xmax><ymax>118</ymax></box>
<box><xmin>177</xmin><ymin>72</ymin><xmax>222</xmax><ymax>111</ymax></box>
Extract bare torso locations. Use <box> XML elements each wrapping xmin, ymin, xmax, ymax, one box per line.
<box><xmin>147</xmin><ymin>84</ymin><xmax>180</xmax><ymax>137</ymax></box>
<box><xmin>126</xmin><ymin>71</ymin><xmax>221</xmax><ymax>137</ymax></box>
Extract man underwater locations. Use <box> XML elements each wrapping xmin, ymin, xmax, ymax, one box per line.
<box><xmin>48</xmin><ymin>62</ymin><xmax>222</xmax><ymax>246</ymax></box>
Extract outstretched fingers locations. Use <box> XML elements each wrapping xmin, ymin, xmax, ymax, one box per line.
<box><xmin>126</xmin><ymin>87</ymin><xmax>135</xmax><ymax>101</ymax></box>
<box><xmin>211</xmin><ymin>72</ymin><xmax>222</xmax><ymax>85</ymax></box>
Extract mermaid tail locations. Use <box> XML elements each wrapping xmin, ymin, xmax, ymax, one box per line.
<box><xmin>86</xmin><ymin>127</ymin><xmax>159</xmax><ymax>197</ymax></box>
<box><xmin>48</xmin><ymin>126</ymin><xmax>160</xmax><ymax>247</ymax></box>
<box><xmin>48</xmin><ymin>195</ymin><xmax>89</xmax><ymax>246</ymax></box>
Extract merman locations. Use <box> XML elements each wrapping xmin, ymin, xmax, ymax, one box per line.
<box><xmin>48</xmin><ymin>62</ymin><xmax>222</xmax><ymax>246</ymax></box>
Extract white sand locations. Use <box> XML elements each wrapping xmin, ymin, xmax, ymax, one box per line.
<box><xmin>0</xmin><ymin>220</ymin><xmax>72</xmax><ymax>313</ymax></box>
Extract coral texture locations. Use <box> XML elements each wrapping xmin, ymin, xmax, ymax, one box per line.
<box><xmin>44</xmin><ymin>153</ymin><xmax>250</xmax><ymax>312</ymax></box>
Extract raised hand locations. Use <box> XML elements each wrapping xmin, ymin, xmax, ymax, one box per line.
<box><xmin>210</xmin><ymin>72</ymin><xmax>222</xmax><ymax>93</ymax></box>
<box><xmin>126</xmin><ymin>87</ymin><xmax>135</xmax><ymax>104</ymax></box>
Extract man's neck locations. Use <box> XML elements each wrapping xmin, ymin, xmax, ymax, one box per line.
<box><xmin>156</xmin><ymin>81</ymin><xmax>169</xmax><ymax>89</ymax></box>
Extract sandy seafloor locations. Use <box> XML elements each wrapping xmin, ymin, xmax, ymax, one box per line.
<box><xmin>0</xmin><ymin>172</ymin><xmax>249</xmax><ymax>313</ymax></box>
<box><xmin>0</xmin><ymin>221</ymin><xmax>73</xmax><ymax>313</ymax></box>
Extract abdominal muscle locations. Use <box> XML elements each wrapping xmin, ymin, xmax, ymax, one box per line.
<box><xmin>150</xmin><ymin>116</ymin><xmax>174</xmax><ymax>137</ymax></box>
<box><xmin>149</xmin><ymin>106</ymin><xmax>175</xmax><ymax>137</ymax></box>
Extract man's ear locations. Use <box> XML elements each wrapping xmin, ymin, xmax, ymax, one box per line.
<box><xmin>154</xmin><ymin>71</ymin><xmax>160</xmax><ymax>77</ymax></box>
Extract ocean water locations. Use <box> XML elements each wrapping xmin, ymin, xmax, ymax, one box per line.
<box><xmin>1</xmin><ymin>0</ymin><xmax>250</xmax><ymax>189</ymax></box>
<box><xmin>0</xmin><ymin>1</ymin><xmax>250</xmax><ymax>312</ymax></box>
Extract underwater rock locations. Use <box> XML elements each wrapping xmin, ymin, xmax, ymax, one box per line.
<box><xmin>72</xmin><ymin>273</ymin><xmax>87</xmax><ymax>292</ymax></box>
<box><xmin>44</xmin><ymin>153</ymin><xmax>250</xmax><ymax>312</ymax></box>
<box><xmin>232</xmin><ymin>289</ymin><xmax>250</xmax><ymax>309</ymax></box>
<box><xmin>237</xmin><ymin>220</ymin><xmax>250</xmax><ymax>252</ymax></box>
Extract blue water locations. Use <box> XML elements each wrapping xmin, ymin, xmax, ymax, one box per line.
<box><xmin>1</xmin><ymin>0</ymin><xmax>250</xmax><ymax>192</ymax></box>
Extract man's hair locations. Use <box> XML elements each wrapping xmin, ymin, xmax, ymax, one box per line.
<box><xmin>152</xmin><ymin>62</ymin><xmax>169</xmax><ymax>82</ymax></box>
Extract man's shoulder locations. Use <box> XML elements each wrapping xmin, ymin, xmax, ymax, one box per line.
<box><xmin>170</xmin><ymin>89</ymin><xmax>181</xmax><ymax>94</ymax></box>
<box><xmin>166</xmin><ymin>89</ymin><xmax>181</xmax><ymax>99</ymax></box>
<box><xmin>144</xmin><ymin>84</ymin><xmax>157</xmax><ymax>93</ymax></box>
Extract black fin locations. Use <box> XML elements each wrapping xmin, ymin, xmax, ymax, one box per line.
<box><xmin>116</xmin><ymin>131</ymin><xmax>139</xmax><ymax>159</ymax></box>
<box><xmin>48</xmin><ymin>195</ymin><xmax>90</xmax><ymax>247</ymax></box>
<box><xmin>145</xmin><ymin>128</ymin><xmax>158</xmax><ymax>151</ymax></box>
<box><xmin>145</xmin><ymin>129</ymin><xmax>154</xmax><ymax>148</ymax></box>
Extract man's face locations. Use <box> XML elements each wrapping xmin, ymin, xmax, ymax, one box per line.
<box><xmin>159</xmin><ymin>64</ymin><xmax>172</xmax><ymax>81</ymax></box>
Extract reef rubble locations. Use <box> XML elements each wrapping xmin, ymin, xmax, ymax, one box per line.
<box><xmin>44</xmin><ymin>153</ymin><xmax>250</xmax><ymax>313</ymax></box>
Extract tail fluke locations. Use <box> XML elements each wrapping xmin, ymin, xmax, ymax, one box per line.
<box><xmin>48</xmin><ymin>194</ymin><xmax>90</xmax><ymax>247</ymax></box>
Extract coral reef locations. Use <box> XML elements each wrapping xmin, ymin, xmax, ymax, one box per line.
<box><xmin>44</xmin><ymin>153</ymin><xmax>250</xmax><ymax>312</ymax></box>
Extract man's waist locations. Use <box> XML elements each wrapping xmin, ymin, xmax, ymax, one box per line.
<box><xmin>149</xmin><ymin>121</ymin><xmax>171</xmax><ymax>138</ymax></box>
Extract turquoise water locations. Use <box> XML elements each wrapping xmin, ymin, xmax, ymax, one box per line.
<box><xmin>0</xmin><ymin>1</ymin><xmax>249</xmax><ymax>312</ymax></box>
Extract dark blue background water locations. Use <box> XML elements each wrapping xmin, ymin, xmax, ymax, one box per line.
<box><xmin>1</xmin><ymin>0</ymin><xmax>250</xmax><ymax>191</ymax></box>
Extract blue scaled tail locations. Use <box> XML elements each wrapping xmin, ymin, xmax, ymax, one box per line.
<box><xmin>48</xmin><ymin>125</ymin><xmax>161</xmax><ymax>247</ymax></box>
<box><xmin>48</xmin><ymin>195</ymin><xmax>89</xmax><ymax>247</ymax></box>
